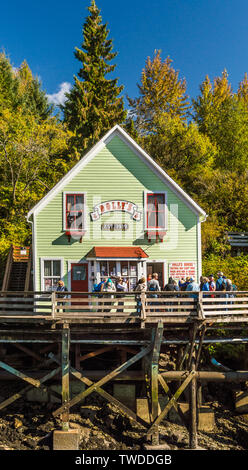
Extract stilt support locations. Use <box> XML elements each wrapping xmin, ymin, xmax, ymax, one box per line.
<box><xmin>61</xmin><ymin>324</ymin><xmax>70</xmax><ymax>431</ymax></box>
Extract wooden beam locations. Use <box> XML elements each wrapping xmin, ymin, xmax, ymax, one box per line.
<box><xmin>24</xmin><ymin>247</ymin><xmax>32</xmax><ymax>293</ymax></box>
<box><xmin>0</xmin><ymin>365</ymin><xmax>61</xmax><ymax>410</ymax></box>
<box><xmin>187</xmin><ymin>323</ymin><xmax>198</xmax><ymax>369</ymax></box>
<box><xmin>79</xmin><ymin>346</ymin><xmax>115</xmax><ymax>362</ymax></box>
<box><xmin>14</xmin><ymin>343</ymin><xmax>43</xmax><ymax>362</ymax></box>
<box><xmin>53</xmin><ymin>344</ymin><xmax>153</xmax><ymax>417</ymax></box>
<box><xmin>141</xmin><ymin>291</ymin><xmax>146</xmax><ymax>328</ymax></box>
<box><xmin>1</xmin><ymin>246</ymin><xmax>13</xmax><ymax>292</ymax></box>
<box><xmin>61</xmin><ymin>324</ymin><xmax>70</xmax><ymax>431</ymax></box>
<box><xmin>49</xmin><ymin>353</ymin><xmax>148</xmax><ymax>429</ymax></box>
<box><xmin>197</xmin><ymin>291</ymin><xmax>205</xmax><ymax>320</ymax></box>
<box><xmin>158</xmin><ymin>374</ymin><xmax>188</xmax><ymax>429</ymax></box>
<box><xmin>161</xmin><ymin>370</ymin><xmax>248</xmax><ymax>381</ymax></box>
<box><xmin>195</xmin><ymin>325</ymin><xmax>207</xmax><ymax>370</ymax></box>
<box><xmin>147</xmin><ymin>370</ymin><xmax>196</xmax><ymax>437</ymax></box>
<box><xmin>0</xmin><ymin>360</ymin><xmax>41</xmax><ymax>387</ymax></box>
<box><xmin>189</xmin><ymin>358</ymin><xmax>197</xmax><ymax>449</ymax></box>
<box><xmin>151</xmin><ymin>321</ymin><xmax>163</xmax><ymax>421</ymax></box>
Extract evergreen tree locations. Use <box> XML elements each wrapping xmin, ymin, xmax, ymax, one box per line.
<box><xmin>63</xmin><ymin>0</ymin><xmax>126</xmax><ymax>153</ymax></box>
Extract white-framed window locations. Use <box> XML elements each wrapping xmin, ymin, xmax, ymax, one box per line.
<box><xmin>63</xmin><ymin>191</ymin><xmax>87</xmax><ymax>231</ymax></box>
<box><xmin>41</xmin><ymin>258</ymin><xmax>63</xmax><ymax>292</ymax></box>
<box><xmin>98</xmin><ymin>260</ymin><xmax>138</xmax><ymax>291</ymax></box>
<box><xmin>144</xmin><ymin>191</ymin><xmax>167</xmax><ymax>230</ymax></box>
<box><xmin>120</xmin><ymin>261</ymin><xmax>138</xmax><ymax>291</ymax></box>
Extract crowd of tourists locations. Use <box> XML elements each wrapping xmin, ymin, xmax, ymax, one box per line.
<box><xmin>135</xmin><ymin>271</ymin><xmax>236</xmax><ymax>295</ymax></box>
<box><xmin>92</xmin><ymin>271</ymin><xmax>237</xmax><ymax>295</ymax></box>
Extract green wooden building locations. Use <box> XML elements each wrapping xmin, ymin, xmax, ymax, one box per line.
<box><xmin>27</xmin><ymin>125</ymin><xmax>207</xmax><ymax>293</ymax></box>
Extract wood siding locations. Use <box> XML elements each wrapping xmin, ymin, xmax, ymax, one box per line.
<box><xmin>35</xmin><ymin>136</ymin><xmax>199</xmax><ymax>289</ymax></box>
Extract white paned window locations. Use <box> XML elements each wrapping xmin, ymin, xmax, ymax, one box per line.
<box><xmin>42</xmin><ymin>259</ymin><xmax>63</xmax><ymax>291</ymax></box>
<box><xmin>99</xmin><ymin>261</ymin><xmax>138</xmax><ymax>291</ymax></box>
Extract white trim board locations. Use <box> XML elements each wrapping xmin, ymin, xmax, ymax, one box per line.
<box><xmin>27</xmin><ymin>125</ymin><xmax>207</xmax><ymax>220</ymax></box>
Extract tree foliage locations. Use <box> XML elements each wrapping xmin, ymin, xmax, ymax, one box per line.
<box><xmin>0</xmin><ymin>53</ymin><xmax>54</xmax><ymax>119</ymax></box>
<box><xmin>0</xmin><ymin>54</ymin><xmax>71</xmax><ymax>279</ymax></box>
<box><xmin>127</xmin><ymin>50</ymin><xmax>190</xmax><ymax>135</ymax></box>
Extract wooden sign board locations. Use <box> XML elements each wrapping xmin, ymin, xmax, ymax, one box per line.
<box><xmin>169</xmin><ymin>262</ymin><xmax>196</xmax><ymax>281</ymax></box>
<box><xmin>101</xmin><ymin>223</ymin><xmax>129</xmax><ymax>231</ymax></box>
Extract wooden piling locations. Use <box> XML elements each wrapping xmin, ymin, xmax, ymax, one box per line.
<box><xmin>150</xmin><ymin>321</ymin><xmax>163</xmax><ymax>445</ymax></box>
<box><xmin>189</xmin><ymin>358</ymin><xmax>197</xmax><ymax>449</ymax></box>
<box><xmin>61</xmin><ymin>324</ymin><xmax>70</xmax><ymax>431</ymax></box>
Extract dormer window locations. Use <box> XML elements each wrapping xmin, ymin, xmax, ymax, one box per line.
<box><xmin>63</xmin><ymin>192</ymin><xmax>87</xmax><ymax>242</ymax></box>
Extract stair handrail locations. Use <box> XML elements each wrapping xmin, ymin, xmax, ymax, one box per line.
<box><xmin>1</xmin><ymin>246</ymin><xmax>13</xmax><ymax>291</ymax></box>
<box><xmin>24</xmin><ymin>246</ymin><xmax>32</xmax><ymax>293</ymax></box>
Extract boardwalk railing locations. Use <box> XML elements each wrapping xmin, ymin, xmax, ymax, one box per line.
<box><xmin>1</xmin><ymin>290</ymin><xmax>248</xmax><ymax>324</ymax></box>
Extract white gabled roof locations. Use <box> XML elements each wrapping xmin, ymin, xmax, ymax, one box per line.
<box><xmin>27</xmin><ymin>124</ymin><xmax>207</xmax><ymax>220</ymax></box>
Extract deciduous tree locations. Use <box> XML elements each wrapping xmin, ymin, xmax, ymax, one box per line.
<box><xmin>127</xmin><ymin>50</ymin><xmax>190</xmax><ymax>135</ymax></box>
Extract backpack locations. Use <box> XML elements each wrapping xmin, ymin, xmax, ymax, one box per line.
<box><xmin>93</xmin><ymin>281</ymin><xmax>104</xmax><ymax>293</ymax></box>
<box><xmin>164</xmin><ymin>283</ymin><xmax>176</xmax><ymax>292</ymax></box>
<box><xmin>148</xmin><ymin>283</ymin><xmax>158</xmax><ymax>298</ymax></box>
<box><xmin>149</xmin><ymin>285</ymin><xmax>156</xmax><ymax>291</ymax></box>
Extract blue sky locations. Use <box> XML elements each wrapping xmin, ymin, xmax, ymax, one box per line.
<box><xmin>1</xmin><ymin>0</ymin><xmax>248</xmax><ymax>108</ymax></box>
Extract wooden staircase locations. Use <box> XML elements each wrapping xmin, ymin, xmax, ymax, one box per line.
<box><xmin>2</xmin><ymin>245</ymin><xmax>32</xmax><ymax>292</ymax></box>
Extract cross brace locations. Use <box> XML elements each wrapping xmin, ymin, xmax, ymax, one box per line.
<box><xmin>0</xmin><ymin>359</ymin><xmax>61</xmax><ymax>411</ymax></box>
<box><xmin>147</xmin><ymin>370</ymin><xmax>196</xmax><ymax>437</ymax></box>
<box><xmin>49</xmin><ymin>353</ymin><xmax>148</xmax><ymax>429</ymax></box>
<box><xmin>52</xmin><ymin>344</ymin><xmax>153</xmax><ymax>418</ymax></box>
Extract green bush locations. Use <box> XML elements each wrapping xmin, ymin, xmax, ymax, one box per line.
<box><xmin>203</xmin><ymin>253</ymin><xmax>248</xmax><ymax>290</ymax></box>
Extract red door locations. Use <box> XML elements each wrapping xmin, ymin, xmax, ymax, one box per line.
<box><xmin>71</xmin><ymin>263</ymin><xmax>88</xmax><ymax>297</ymax></box>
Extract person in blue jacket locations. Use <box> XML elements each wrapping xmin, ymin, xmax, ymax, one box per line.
<box><xmin>186</xmin><ymin>277</ymin><xmax>200</xmax><ymax>299</ymax></box>
<box><xmin>216</xmin><ymin>272</ymin><xmax>227</xmax><ymax>291</ymax></box>
<box><xmin>201</xmin><ymin>277</ymin><xmax>210</xmax><ymax>292</ymax></box>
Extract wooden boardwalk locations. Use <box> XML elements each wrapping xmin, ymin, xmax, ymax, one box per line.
<box><xmin>0</xmin><ymin>290</ymin><xmax>248</xmax><ymax>324</ymax></box>
<box><xmin>0</xmin><ymin>290</ymin><xmax>248</xmax><ymax>449</ymax></box>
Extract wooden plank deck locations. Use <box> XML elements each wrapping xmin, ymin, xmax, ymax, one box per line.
<box><xmin>0</xmin><ymin>291</ymin><xmax>248</xmax><ymax>325</ymax></box>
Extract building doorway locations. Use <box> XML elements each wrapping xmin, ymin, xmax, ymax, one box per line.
<box><xmin>146</xmin><ymin>262</ymin><xmax>165</xmax><ymax>289</ymax></box>
<box><xmin>71</xmin><ymin>263</ymin><xmax>88</xmax><ymax>294</ymax></box>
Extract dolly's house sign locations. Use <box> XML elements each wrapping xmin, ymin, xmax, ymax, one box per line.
<box><xmin>90</xmin><ymin>200</ymin><xmax>141</xmax><ymax>222</ymax></box>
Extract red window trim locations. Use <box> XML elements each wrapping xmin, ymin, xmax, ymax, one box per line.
<box><xmin>146</xmin><ymin>193</ymin><xmax>166</xmax><ymax>229</ymax></box>
<box><xmin>65</xmin><ymin>193</ymin><xmax>84</xmax><ymax>231</ymax></box>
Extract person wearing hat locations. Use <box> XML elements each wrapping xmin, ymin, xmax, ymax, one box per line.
<box><xmin>179</xmin><ymin>276</ymin><xmax>191</xmax><ymax>291</ymax></box>
<box><xmin>216</xmin><ymin>272</ymin><xmax>227</xmax><ymax>291</ymax></box>
<box><xmin>208</xmin><ymin>275</ymin><xmax>216</xmax><ymax>292</ymax></box>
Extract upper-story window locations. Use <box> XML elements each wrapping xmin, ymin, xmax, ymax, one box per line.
<box><xmin>63</xmin><ymin>192</ymin><xmax>86</xmax><ymax>231</ymax></box>
<box><xmin>146</xmin><ymin>192</ymin><xmax>167</xmax><ymax>229</ymax></box>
